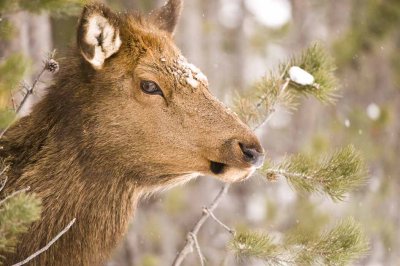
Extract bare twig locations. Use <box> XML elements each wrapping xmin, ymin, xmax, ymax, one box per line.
<box><xmin>0</xmin><ymin>175</ymin><xmax>8</xmax><ymax>192</ymax></box>
<box><xmin>253</xmin><ymin>77</ymin><xmax>291</xmax><ymax>131</ymax></box>
<box><xmin>189</xmin><ymin>232</ymin><xmax>205</xmax><ymax>266</ymax></box>
<box><xmin>203</xmin><ymin>207</ymin><xmax>235</xmax><ymax>236</ymax></box>
<box><xmin>0</xmin><ymin>165</ymin><xmax>10</xmax><ymax>192</ymax></box>
<box><xmin>0</xmin><ymin>51</ymin><xmax>58</xmax><ymax>139</ymax></box>
<box><xmin>0</xmin><ymin>186</ymin><xmax>30</xmax><ymax>205</ymax></box>
<box><xmin>12</xmin><ymin>218</ymin><xmax>76</xmax><ymax>266</ymax></box>
<box><xmin>172</xmin><ymin>184</ymin><xmax>230</xmax><ymax>266</ymax></box>
<box><xmin>15</xmin><ymin>67</ymin><xmax>46</xmax><ymax>114</ymax></box>
<box><xmin>172</xmin><ymin>75</ymin><xmax>291</xmax><ymax>266</ymax></box>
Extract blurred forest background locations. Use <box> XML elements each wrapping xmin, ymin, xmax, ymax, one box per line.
<box><xmin>1</xmin><ymin>0</ymin><xmax>399</xmax><ymax>265</ymax></box>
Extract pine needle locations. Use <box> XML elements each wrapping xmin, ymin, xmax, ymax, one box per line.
<box><xmin>229</xmin><ymin>231</ymin><xmax>287</xmax><ymax>265</ymax></box>
<box><xmin>263</xmin><ymin>145</ymin><xmax>367</xmax><ymax>201</ymax></box>
<box><xmin>229</xmin><ymin>219</ymin><xmax>368</xmax><ymax>266</ymax></box>
<box><xmin>296</xmin><ymin>218</ymin><xmax>369</xmax><ymax>265</ymax></box>
<box><xmin>0</xmin><ymin>192</ymin><xmax>42</xmax><ymax>257</ymax></box>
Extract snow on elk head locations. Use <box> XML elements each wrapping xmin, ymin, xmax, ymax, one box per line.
<box><xmin>75</xmin><ymin>1</ymin><xmax>264</xmax><ymax>188</ymax></box>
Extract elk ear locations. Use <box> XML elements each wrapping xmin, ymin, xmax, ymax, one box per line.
<box><xmin>150</xmin><ymin>0</ymin><xmax>183</xmax><ymax>34</ymax></box>
<box><xmin>77</xmin><ymin>4</ymin><xmax>122</xmax><ymax>69</ymax></box>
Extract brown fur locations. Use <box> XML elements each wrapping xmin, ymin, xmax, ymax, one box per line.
<box><xmin>1</xmin><ymin>2</ymin><xmax>263</xmax><ymax>265</ymax></box>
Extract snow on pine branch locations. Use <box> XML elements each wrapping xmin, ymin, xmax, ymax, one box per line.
<box><xmin>288</xmin><ymin>66</ymin><xmax>315</xmax><ymax>86</ymax></box>
<box><xmin>234</xmin><ymin>43</ymin><xmax>338</xmax><ymax>128</ymax></box>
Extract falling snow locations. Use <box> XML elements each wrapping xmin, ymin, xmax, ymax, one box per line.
<box><xmin>366</xmin><ymin>103</ymin><xmax>381</xmax><ymax>121</ymax></box>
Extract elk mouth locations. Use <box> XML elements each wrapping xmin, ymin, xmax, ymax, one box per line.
<box><xmin>210</xmin><ymin>161</ymin><xmax>226</xmax><ymax>175</ymax></box>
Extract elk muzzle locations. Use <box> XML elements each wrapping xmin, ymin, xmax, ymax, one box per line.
<box><xmin>207</xmin><ymin>134</ymin><xmax>265</xmax><ymax>182</ymax></box>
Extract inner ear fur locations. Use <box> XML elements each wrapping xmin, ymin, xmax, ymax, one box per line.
<box><xmin>77</xmin><ymin>3</ymin><xmax>122</xmax><ymax>69</ymax></box>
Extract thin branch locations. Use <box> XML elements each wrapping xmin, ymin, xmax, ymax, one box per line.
<box><xmin>0</xmin><ymin>51</ymin><xmax>57</xmax><ymax>139</ymax></box>
<box><xmin>189</xmin><ymin>233</ymin><xmax>205</xmax><ymax>266</ymax></box>
<box><xmin>203</xmin><ymin>207</ymin><xmax>235</xmax><ymax>235</ymax></box>
<box><xmin>0</xmin><ymin>175</ymin><xmax>8</xmax><ymax>192</ymax></box>
<box><xmin>12</xmin><ymin>218</ymin><xmax>76</xmax><ymax>266</ymax></box>
<box><xmin>253</xmin><ymin>77</ymin><xmax>291</xmax><ymax>131</ymax></box>
<box><xmin>0</xmin><ymin>186</ymin><xmax>30</xmax><ymax>205</ymax></box>
<box><xmin>172</xmin><ymin>73</ymin><xmax>292</xmax><ymax>266</ymax></box>
<box><xmin>15</xmin><ymin>68</ymin><xmax>46</xmax><ymax>114</ymax></box>
<box><xmin>266</xmin><ymin>169</ymin><xmax>312</xmax><ymax>181</ymax></box>
<box><xmin>0</xmin><ymin>165</ymin><xmax>9</xmax><ymax>177</ymax></box>
<box><xmin>0</xmin><ymin>165</ymin><xmax>9</xmax><ymax>192</ymax></box>
<box><xmin>172</xmin><ymin>184</ymin><xmax>230</xmax><ymax>266</ymax></box>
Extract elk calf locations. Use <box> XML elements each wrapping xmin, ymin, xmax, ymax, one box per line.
<box><xmin>1</xmin><ymin>1</ymin><xmax>264</xmax><ymax>265</ymax></box>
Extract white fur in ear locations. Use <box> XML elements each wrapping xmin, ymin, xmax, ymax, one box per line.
<box><xmin>81</xmin><ymin>15</ymin><xmax>122</xmax><ymax>69</ymax></box>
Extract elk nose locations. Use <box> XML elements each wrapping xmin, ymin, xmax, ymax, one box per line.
<box><xmin>239</xmin><ymin>143</ymin><xmax>264</xmax><ymax>168</ymax></box>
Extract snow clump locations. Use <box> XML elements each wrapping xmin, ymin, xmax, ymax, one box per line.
<box><xmin>289</xmin><ymin>66</ymin><xmax>315</xmax><ymax>86</ymax></box>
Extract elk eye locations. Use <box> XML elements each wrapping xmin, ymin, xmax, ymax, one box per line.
<box><xmin>140</xmin><ymin>80</ymin><xmax>163</xmax><ymax>96</ymax></box>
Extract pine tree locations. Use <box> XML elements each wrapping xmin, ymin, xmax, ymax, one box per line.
<box><xmin>174</xmin><ymin>43</ymin><xmax>368</xmax><ymax>266</ymax></box>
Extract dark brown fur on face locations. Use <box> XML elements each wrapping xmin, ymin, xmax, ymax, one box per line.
<box><xmin>0</xmin><ymin>1</ymin><xmax>264</xmax><ymax>265</ymax></box>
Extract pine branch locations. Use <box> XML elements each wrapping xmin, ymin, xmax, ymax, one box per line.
<box><xmin>234</xmin><ymin>43</ymin><xmax>338</xmax><ymax>128</ymax></box>
<box><xmin>262</xmin><ymin>145</ymin><xmax>366</xmax><ymax>201</ymax></box>
<box><xmin>0</xmin><ymin>187</ymin><xmax>30</xmax><ymax>206</ymax></box>
<box><xmin>293</xmin><ymin>218</ymin><xmax>369</xmax><ymax>265</ymax></box>
<box><xmin>229</xmin><ymin>218</ymin><xmax>368</xmax><ymax>266</ymax></box>
<box><xmin>229</xmin><ymin>231</ymin><xmax>291</xmax><ymax>265</ymax></box>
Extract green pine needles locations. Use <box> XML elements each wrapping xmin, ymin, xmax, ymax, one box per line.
<box><xmin>263</xmin><ymin>145</ymin><xmax>366</xmax><ymax>201</ymax></box>
<box><xmin>230</xmin><ymin>218</ymin><xmax>368</xmax><ymax>266</ymax></box>
<box><xmin>230</xmin><ymin>231</ymin><xmax>282</xmax><ymax>264</ymax></box>
<box><xmin>0</xmin><ymin>192</ymin><xmax>42</xmax><ymax>257</ymax></box>
<box><xmin>284</xmin><ymin>43</ymin><xmax>338</xmax><ymax>103</ymax></box>
<box><xmin>0</xmin><ymin>158</ymin><xmax>41</xmax><ymax>264</ymax></box>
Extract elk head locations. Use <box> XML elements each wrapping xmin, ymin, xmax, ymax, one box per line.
<box><xmin>75</xmin><ymin>1</ymin><xmax>264</xmax><ymax>189</ymax></box>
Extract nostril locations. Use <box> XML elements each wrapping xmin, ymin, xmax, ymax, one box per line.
<box><xmin>239</xmin><ymin>142</ymin><xmax>264</xmax><ymax>167</ymax></box>
<box><xmin>240</xmin><ymin>144</ymin><xmax>256</xmax><ymax>161</ymax></box>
